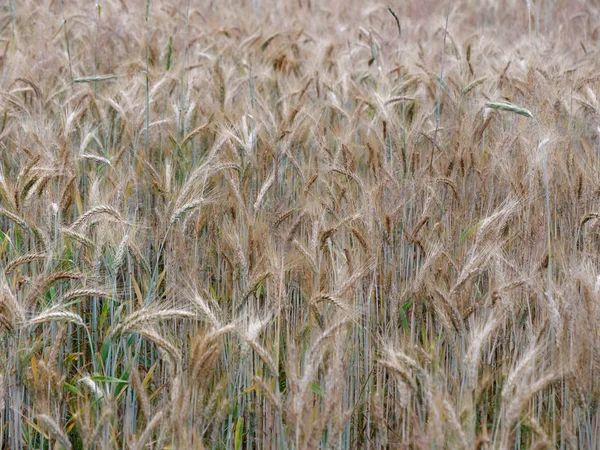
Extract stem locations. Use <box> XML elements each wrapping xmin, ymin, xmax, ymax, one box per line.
<box><xmin>430</xmin><ymin>0</ymin><xmax>451</xmax><ymax>170</ymax></box>
<box><xmin>178</xmin><ymin>0</ymin><xmax>191</xmax><ymax>140</ymax></box>
<box><xmin>145</xmin><ymin>0</ymin><xmax>151</xmax><ymax>157</ymax></box>
<box><xmin>249</xmin><ymin>69</ymin><xmax>255</xmax><ymax>155</ymax></box>
<box><xmin>536</xmin><ymin>119</ymin><xmax>552</xmax><ymax>295</ymax></box>
<box><xmin>59</xmin><ymin>0</ymin><xmax>73</xmax><ymax>81</ymax></box>
<box><xmin>94</xmin><ymin>3</ymin><xmax>100</xmax><ymax>95</ymax></box>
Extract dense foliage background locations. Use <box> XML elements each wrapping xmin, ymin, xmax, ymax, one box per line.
<box><xmin>1</xmin><ymin>0</ymin><xmax>599</xmax><ymax>448</ymax></box>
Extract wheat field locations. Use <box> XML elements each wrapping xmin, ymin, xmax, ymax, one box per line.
<box><xmin>1</xmin><ymin>0</ymin><xmax>599</xmax><ymax>448</ymax></box>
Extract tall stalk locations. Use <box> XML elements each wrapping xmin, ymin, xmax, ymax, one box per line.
<box><xmin>145</xmin><ymin>0</ymin><xmax>151</xmax><ymax>158</ymax></box>
<box><xmin>430</xmin><ymin>0</ymin><xmax>452</xmax><ymax>170</ymax></box>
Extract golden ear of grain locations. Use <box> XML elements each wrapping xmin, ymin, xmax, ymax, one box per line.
<box><xmin>28</xmin><ymin>310</ymin><xmax>84</xmax><ymax>327</ymax></box>
<box><xmin>80</xmin><ymin>153</ymin><xmax>112</xmax><ymax>166</ymax></box>
<box><xmin>68</xmin><ymin>205</ymin><xmax>122</xmax><ymax>230</ymax></box>
<box><xmin>133</xmin><ymin>411</ymin><xmax>164</xmax><ymax>450</ymax></box>
<box><xmin>62</xmin><ymin>289</ymin><xmax>110</xmax><ymax>302</ymax></box>
<box><xmin>109</xmin><ymin>308</ymin><xmax>197</xmax><ymax>337</ymax></box>
<box><xmin>462</xmin><ymin>76</ymin><xmax>488</xmax><ymax>95</ymax></box>
<box><xmin>36</xmin><ymin>414</ymin><xmax>72</xmax><ymax>450</ymax></box>
<box><xmin>4</xmin><ymin>253</ymin><xmax>46</xmax><ymax>274</ymax></box>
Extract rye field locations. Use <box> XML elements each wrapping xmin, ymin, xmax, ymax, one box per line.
<box><xmin>1</xmin><ymin>0</ymin><xmax>600</xmax><ymax>448</ymax></box>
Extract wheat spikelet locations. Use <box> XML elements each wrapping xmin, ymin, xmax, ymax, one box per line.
<box><xmin>61</xmin><ymin>227</ymin><xmax>95</xmax><ymax>248</ymax></box>
<box><xmin>378</xmin><ymin>358</ymin><xmax>418</xmax><ymax>395</ymax></box>
<box><xmin>86</xmin><ymin>408</ymin><xmax>113</xmax><ymax>448</ymax></box>
<box><xmin>62</xmin><ymin>289</ymin><xmax>110</xmax><ymax>302</ymax></box>
<box><xmin>137</xmin><ymin>327</ymin><xmax>182</xmax><ymax>370</ymax></box>
<box><xmin>80</xmin><ymin>153</ymin><xmax>112</xmax><ymax>166</ymax></box>
<box><xmin>504</xmin><ymin>371</ymin><xmax>562</xmax><ymax>437</ymax></box>
<box><xmin>0</xmin><ymin>206</ymin><xmax>30</xmax><ymax>232</ymax></box>
<box><xmin>0</xmin><ymin>313</ymin><xmax>13</xmax><ymax>332</ymax></box>
<box><xmin>4</xmin><ymin>252</ymin><xmax>46</xmax><ymax>274</ymax></box>
<box><xmin>190</xmin><ymin>325</ymin><xmax>235</xmax><ymax>381</ymax></box>
<box><xmin>253</xmin><ymin>375</ymin><xmax>281</xmax><ymax>410</ymax></box>
<box><xmin>78</xmin><ymin>376</ymin><xmax>104</xmax><ymax>400</ymax></box>
<box><xmin>432</xmin><ymin>286</ymin><xmax>465</xmax><ymax>336</ymax></box>
<box><xmin>36</xmin><ymin>414</ymin><xmax>72</xmax><ymax>450</ymax></box>
<box><xmin>68</xmin><ymin>205</ymin><xmax>122</xmax><ymax>230</ymax></box>
<box><xmin>0</xmin><ymin>285</ymin><xmax>24</xmax><ymax>328</ymax></box>
<box><xmin>112</xmin><ymin>233</ymin><xmax>129</xmax><ymax>272</ymax></box>
<box><xmin>246</xmin><ymin>339</ymin><xmax>278</xmax><ymax>375</ymax></box>
<box><xmin>442</xmin><ymin>398</ymin><xmax>468</xmax><ymax>449</ymax></box>
<box><xmin>28</xmin><ymin>309</ymin><xmax>84</xmax><ymax>327</ymax></box>
<box><xmin>293</xmin><ymin>239</ymin><xmax>317</xmax><ymax>272</ymax></box>
<box><xmin>523</xmin><ymin>415</ymin><xmax>550</xmax><ymax>444</ymax></box>
<box><xmin>133</xmin><ymin>411</ymin><xmax>164</xmax><ymax>450</ymax></box>
<box><xmin>73</xmin><ymin>74</ymin><xmax>117</xmax><ymax>83</ymax></box>
<box><xmin>314</xmin><ymin>294</ymin><xmax>359</xmax><ymax>323</ymax></box>
<box><xmin>465</xmin><ymin>312</ymin><xmax>502</xmax><ymax>389</ymax></box>
<box><xmin>131</xmin><ymin>366</ymin><xmax>151</xmax><ymax>421</ymax></box>
<box><xmin>26</xmin><ymin>271</ymin><xmax>85</xmax><ymax>307</ymax></box>
<box><xmin>110</xmin><ymin>308</ymin><xmax>197</xmax><ymax>337</ymax></box>
<box><xmin>170</xmin><ymin>199</ymin><xmax>204</xmax><ymax>225</ymax></box>
<box><xmin>462</xmin><ymin>76</ymin><xmax>488</xmax><ymax>95</ymax></box>
<box><xmin>485</xmin><ymin>101</ymin><xmax>533</xmax><ymax>118</ymax></box>
<box><xmin>190</xmin><ymin>293</ymin><xmax>221</xmax><ymax>329</ymax></box>
<box><xmin>254</xmin><ymin>169</ymin><xmax>275</xmax><ymax>211</ymax></box>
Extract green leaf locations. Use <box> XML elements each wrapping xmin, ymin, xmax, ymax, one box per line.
<box><xmin>90</xmin><ymin>374</ymin><xmax>130</xmax><ymax>398</ymax></box>
<box><xmin>459</xmin><ymin>220</ymin><xmax>480</xmax><ymax>243</ymax></box>
<box><xmin>485</xmin><ymin>101</ymin><xmax>533</xmax><ymax>118</ymax></box>
<box><xmin>115</xmin><ymin>371</ymin><xmax>130</xmax><ymax>398</ymax></box>
<box><xmin>234</xmin><ymin>416</ymin><xmax>244</xmax><ymax>450</ymax></box>
<box><xmin>63</xmin><ymin>382</ymin><xmax>83</xmax><ymax>397</ymax></box>
<box><xmin>99</xmin><ymin>301</ymin><xmax>110</xmax><ymax>330</ymax></box>
<box><xmin>166</xmin><ymin>36</ymin><xmax>173</xmax><ymax>71</ymax></box>
<box><xmin>399</xmin><ymin>299</ymin><xmax>412</xmax><ymax>332</ymax></box>
<box><xmin>73</xmin><ymin>74</ymin><xmax>117</xmax><ymax>83</ymax></box>
<box><xmin>310</xmin><ymin>382</ymin><xmax>324</xmax><ymax>398</ymax></box>
<box><xmin>90</xmin><ymin>375</ymin><xmax>127</xmax><ymax>384</ymax></box>
<box><xmin>100</xmin><ymin>337</ymin><xmax>111</xmax><ymax>364</ymax></box>
<box><xmin>52</xmin><ymin>19</ymin><xmax>65</xmax><ymax>40</ymax></box>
